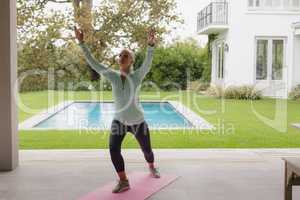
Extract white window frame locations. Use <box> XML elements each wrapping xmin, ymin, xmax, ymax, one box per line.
<box><xmin>254</xmin><ymin>36</ymin><xmax>287</xmax><ymax>82</ymax></box>
<box><xmin>248</xmin><ymin>0</ymin><xmax>300</xmax><ymax>11</ymax></box>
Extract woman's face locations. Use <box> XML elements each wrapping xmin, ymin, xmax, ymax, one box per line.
<box><xmin>118</xmin><ymin>49</ymin><xmax>133</xmax><ymax>70</ymax></box>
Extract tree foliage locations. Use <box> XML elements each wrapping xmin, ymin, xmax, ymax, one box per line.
<box><xmin>134</xmin><ymin>39</ymin><xmax>208</xmax><ymax>90</ymax></box>
<box><xmin>17</xmin><ymin>0</ymin><xmax>182</xmax><ymax>81</ymax></box>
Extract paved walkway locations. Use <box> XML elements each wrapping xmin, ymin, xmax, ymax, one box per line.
<box><xmin>1</xmin><ymin>149</ymin><xmax>300</xmax><ymax>200</ymax></box>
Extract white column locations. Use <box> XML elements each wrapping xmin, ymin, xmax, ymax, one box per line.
<box><xmin>0</xmin><ymin>0</ymin><xmax>19</xmax><ymax>171</ymax></box>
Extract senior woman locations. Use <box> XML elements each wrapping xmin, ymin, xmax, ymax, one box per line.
<box><xmin>74</xmin><ymin>26</ymin><xmax>160</xmax><ymax>193</ymax></box>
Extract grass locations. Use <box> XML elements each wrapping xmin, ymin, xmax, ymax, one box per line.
<box><xmin>18</xmin><ymin>90</ymin><xmax>300</xmax><ymax>149</ymax></box>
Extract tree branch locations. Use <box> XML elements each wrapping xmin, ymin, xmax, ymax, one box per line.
<box><xmin>48</xmin><ymin>0</ymin><xmax>72</xmax><ymax>3</ymax></box>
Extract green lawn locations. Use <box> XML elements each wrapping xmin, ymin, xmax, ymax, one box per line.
<box><xmin>19</xmin><ymin>90</ymin><xmax>300</xmax><ymax>149</ymax></box>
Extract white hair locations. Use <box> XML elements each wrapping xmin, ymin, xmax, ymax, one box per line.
<box><xmin>116</xmin><ymin>49</ymin><xmax>135</xmax><ymax>70</ymax></box>
<box><xmin>124</xmin><ymin>49</ymin><xmax>135</xmax><ymax>64</ymax></box>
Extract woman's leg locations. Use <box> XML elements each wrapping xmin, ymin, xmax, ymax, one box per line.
<box><xmin>129</xmin><ymin>121</ymin><xmax>155</xmax><ymax>167</ymax></box>
<box><xmin>109</xmin><ymin>120</ymin><xmax>128</xmax><ymax>180</ymax></box>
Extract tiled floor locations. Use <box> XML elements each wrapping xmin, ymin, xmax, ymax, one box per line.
<box><xmin>1</xmin><ymin>149</ymin><xmax>300</xmax><ymax>200</ymax></box>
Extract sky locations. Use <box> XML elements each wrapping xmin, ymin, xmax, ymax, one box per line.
<box><xmin>172</xmin><ymin>0</ymin><xmax>210</xmax><ymax>46</ymax></box>
<box><xmin>46</xmin><ymin>0</ymin><xmax>210</xmax><ymax>47</ymax></box>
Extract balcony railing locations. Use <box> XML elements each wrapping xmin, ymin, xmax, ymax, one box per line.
<box><xmin>197</xmin><ymin>2</ymin><xmax>228</xmax><ymax>33</ymax></box>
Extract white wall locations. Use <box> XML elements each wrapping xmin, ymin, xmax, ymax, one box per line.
<box><xmin>211</xmin><ymin>0</ymin><xmax>300</xmax><ymax>96</ymax></box>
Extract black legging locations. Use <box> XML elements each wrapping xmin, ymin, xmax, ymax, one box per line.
<box><xmin>109</xmin><ymin>119</ymin><xmax>154</xmax><ymax>173</ymax></box>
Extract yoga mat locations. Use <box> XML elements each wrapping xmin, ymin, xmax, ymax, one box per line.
<box><xmin>77</xmin><ymin>171</ymin><xmax>179</xmax><ymax>200</ymax></box>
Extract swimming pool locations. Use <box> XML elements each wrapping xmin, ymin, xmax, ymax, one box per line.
<box><xmin>19</xmin><ymin>101</ymin><xmax>213</xmax><ymax>130</ymax></box>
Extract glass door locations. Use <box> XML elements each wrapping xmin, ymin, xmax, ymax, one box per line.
<box><xmin>255</xmin><ymin>37</ymin><xmax>286</xmax><ymax>97</ymax></box>
<box><xmin>216</xmin><ymin>41</ymin><xmax>225</xmax><ymax>80</ymax></box>
<box><xmin>255</xmin><ymin>38</ymin><xmax>285</xmax><ymax>81</ymax></box>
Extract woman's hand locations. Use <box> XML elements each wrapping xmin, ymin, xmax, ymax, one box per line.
<box><xmin>147</xmin><ymin>28</ymin><xmax>156</xmax><ymax>47</ymax></box>
<box><xmin>74</xmin><ymin>26</ymin><xmax>84</xmax><ymax>43</ymax></box>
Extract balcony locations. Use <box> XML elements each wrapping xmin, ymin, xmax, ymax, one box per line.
<box><xmin>197</xmin><ymin>1</ymin><xmax>229</xmax><ymax>35</ymax></box>
<box><xmin>293</xmin><ymin>22</ymin><xmax>300</xmax><ymax>35</ymax></box>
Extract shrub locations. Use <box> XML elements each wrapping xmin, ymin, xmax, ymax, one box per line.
<box><xmin>87</xmin><ymin>79</ymin><xmax>112</xmax><ymax>91</ymax></box>
<box><xmin>206</xmin><ymin>85</ymin><xmax>224</xmax><ymax>98</ymax></box>
<box><xmin>134</xmin><ymin>39</ymin><xmax>209</xmax><ymax>91</ymax></box>
<box><xmin>207</xmin><ymin>85</ymin><xmax>262</xmax><ymax>100</ymax></box>
<box><xmin>18</xmin><ymin>73</ymin><xmax>49</xmax><ymax>92</ymax></box>
<box><xmin>289</xmin><ymin>85</ymin><xmax>300</xmax><ymax>100</ymax></box>
<box><xmin>188</xmin><ymin>80</ymin><xmax>210</xmax><ymax>93</ymax></box>
<box><xmin>224</xmin><ymin>85</ymin><xmax>262</xmax><ymax>100</ymax></box>
<box><xmin>48</xmin><ymin>78</ymin><xmax>112</xmax><ymax>91</ymax></box>
<box><xmin>141</xmin><ymin>81</ymin><xmax>160</xmax><ymax>92</ymax></box>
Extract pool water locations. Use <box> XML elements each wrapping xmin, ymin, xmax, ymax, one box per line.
<box><xmin>34</xmin><ymin>102</ymin><xmax>193</xmax><ymax>129</ymax></box>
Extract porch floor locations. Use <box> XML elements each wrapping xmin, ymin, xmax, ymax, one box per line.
<box><xmin>1</xmin><ymin>149</ymin><xmax>300</xmax><ymax>200</ymax></box>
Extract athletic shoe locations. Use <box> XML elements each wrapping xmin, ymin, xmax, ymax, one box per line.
<box><xmin>149</xmin><ymin>167</ymin><xmax>161</xmax><ymax>178</ymax></box>
<box><xmin>112</xmin><ymin>179</ymin><xmax>130</xmax><ymax>193</ymax></box>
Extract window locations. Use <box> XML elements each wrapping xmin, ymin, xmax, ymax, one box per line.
<box><xmin>294</xmin><ymin>0</ymin><xmax>300</xmax><ymax>6</ymax></box>
<box><xmin>255</xmin><ymin>38</ymin><xmax>285</xmax><ymax>81</ymax></box>
<box><xmin>292</xmin><ymin>0</ymin><xmax>300</xmax><ymax>7</ymax></box>
<box><xmin>216</xmin><ymin>42</ymin><xmax>225</xmax><ymax>79</ymax></box>
<box><xmin>283</xmin><ymin>0</ymin><xmax>291</xmax><ymax>7</ymax></box>
<box><xmin>283</xmin><ymin>0</ymin><xmax>300</xmax><ymax>8</ymax></box>
<box><xmin>248</xmin><ymin>0</ymin><xmax>300</xmax><ymax>10</ymax></box>
<box><xmin>264</xmin><ymin>0</ymin><xmax>281</xmax><ymax>7</ymax></box>
<box><xmin>270</xmin><ymin>0</ymin><xmax>281</xmax><ymax>7</ymax></box>
<box><xmin>248</xmin><ymin>0</ymin><xmax>263</xmax><ymax>8</ymax></box>
<box><xmin>256</xmin><ymin>0</ymin><xmax>261</xmax><ymax>6</ymax></box>
<box><xmin>272</xmin><ymin>40</ymin><xmax>284</xmax><ymax>80</ymax></box>
<box><xmin>265</xmin><ymin>0</ymin><xmax>273</xmax><ymax>7</ymax></box>
<box><xmin>256</xmin><ymin>40</ymin><xmax>268</xmax><ymax>80</ymax></box>
<box><xmin>249</xmin><ymin>0</ymin><xmax>254</xmax><ymax>6</ymax></box>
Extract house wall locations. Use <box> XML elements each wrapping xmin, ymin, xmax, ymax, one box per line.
<box><xmin>211</xmin><ymin>0</ymin><xmax>300</xmax><ymax>97</ymax></box>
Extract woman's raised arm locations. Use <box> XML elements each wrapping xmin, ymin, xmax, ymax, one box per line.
<box><xmin>74</xmin><ymin>26</ymin><xmax>117</xmax><ymax>82</ymax></box>
<box><xmin>134</xmin><ymin>28</ymin><xmax>156</xmax><ymax>81</ymax></box>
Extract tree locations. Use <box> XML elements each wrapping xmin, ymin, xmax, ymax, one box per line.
<box><xmin>17</xmin><ymin>12</ymin><xmax>90</xmax><ymax>92</ymax></box>
<box><xmin>17</xmin><ymin>0</ymin><xmax>182</xmax><ymax>80</ymax></box>
<box><xmin>134</xmin><ymin>38</ymin><xmax>208</xmax><ymax>90</ymax></box>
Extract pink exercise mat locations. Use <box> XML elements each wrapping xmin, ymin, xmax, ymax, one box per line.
<box><xmin>77</xmin><ymin>171</ymin><xmax>179</xmax><ymax>200</ymax></box>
